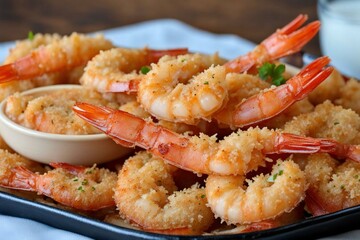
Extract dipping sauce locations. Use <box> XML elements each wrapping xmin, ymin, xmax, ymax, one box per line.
<box><xmin>5</xmin><ymin>87</ymin><xmax>119</xmax><ymax>134</ymax></box>
<box><xmin>318</xmin><ymin>0</ymin><xmax>360</xmax><ymax>79</ymax></box>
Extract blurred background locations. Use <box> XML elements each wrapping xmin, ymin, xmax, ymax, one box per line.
<box><xmin>0</xmin><ymin>0</ymin><xmax>320</xmax><ymax>55</ymax></box>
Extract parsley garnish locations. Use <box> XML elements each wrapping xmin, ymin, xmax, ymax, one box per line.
<box><xmin>267</xmin><ymin>169</ymin><xmax>284</xmax><ymax>182</ymax></box>
<box><xmin>140</xmin><ymin>66</ymin><xmax>151</xmax><ymax>75</ymax></box>
<box><xmin>28</xmin><ymin>31</ymin><xmax>34</xmax><ymax>41</ymax></box>
<box><xmin>201</xmin><ymin>194</ymin><xmax>205</xmax><ymax>198</ymax></box>
<box><xmin>258</xmin><ymin>62</ymin><xmax>286</xmax><ymax>86</ymax></box>
<box><xmin>204</xmin><ymin>81</ymin><xmax>209</xmax><ymax>85</ymax></box>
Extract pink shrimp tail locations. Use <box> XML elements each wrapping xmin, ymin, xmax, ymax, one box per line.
<box><xmin>0</xmin><ymin>64</ymin><xmax>19</xmax><ymax>83</ymax></box>
<box><xmin>224</xmin><ymin>14</ymin><xmax>320</xmax><ymax>73</ymax></box>
<box><xmin>49</xmin><ymin>162</ymin><xmax>87</xmax><ymax>175</ymax></box>
<box><xmin>6</xmin><ymin>166</ymin><xmax>37</xmax><ymax>191</ymax></box>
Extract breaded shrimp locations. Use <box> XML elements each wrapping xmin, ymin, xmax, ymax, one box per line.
<box><xmin>9</xmin><ymin>163</ymin><xmax>117</xmax><ymax>211</ymax></box>
<box><xmin>114</xmin><ymin>151</ymin><xmax>214</xmax><ymax>233</ymax></box>
<box><xmin>206</xmin><ymin>159</ymin><xmax>306</xmax><ymax>224</ymax></box>
<box><xmin>305</xmin><ymin>153</ymin><xmax>360</xmax><ymax>216</ymax></box>
<box><xmin>0</xmin><ymin>32</ymin><xmax>113</xmax><ymax>83</ymax></box>
<box><xmin>283</xmin><ymin>100</ymin><xmax>360</xmax><ymax>144</ymax></box>
<box><xmin>73</xmin><ymin>103</ymin><xmax>352</xmax><ymax>175</ymax></box>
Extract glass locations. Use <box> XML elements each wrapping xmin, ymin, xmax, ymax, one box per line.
<box><xmin>318</xmin><ymin>0</ymin><xmax>360</xmax><ymax>79</ymax></box>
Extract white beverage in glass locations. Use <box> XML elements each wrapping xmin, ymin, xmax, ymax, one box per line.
<box><xmin>318</xmin><ymin>0</ymin><xmax>360</xmax><ymax>79</ymax></box>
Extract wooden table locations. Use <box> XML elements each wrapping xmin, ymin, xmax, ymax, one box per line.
<box><xmin>0</xmin><ymin>0</ymin><xmax>320</xmax><ymax>56</ymax></box>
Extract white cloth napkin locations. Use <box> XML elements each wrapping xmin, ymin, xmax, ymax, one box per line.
<box><xmin>0</xmin><ymin>18</ymin><xmax>357</xmax><ymax>240</ymax></box>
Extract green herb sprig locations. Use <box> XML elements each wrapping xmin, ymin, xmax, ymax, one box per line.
<box><xmin>258</xmin><ymin>62</ymin><xmax>286</xmax><ymax>86</ymax></box>
<box><xmin>28</xmin><ymin>31</ymin><xmax>35</xmax><ymax>41</ymax></box>
<box><xmin>267</xmin><ymin>169</ymin><xmax>284</xmax><ymax>183</ymax></box>
<box><xmin>140</xmin><ymin>66</ymin><xmax>151</xmax><ymax>75</ymax></box>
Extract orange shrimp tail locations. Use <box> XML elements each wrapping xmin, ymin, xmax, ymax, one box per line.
<box><xmin>49</xmin><ymin>162</ymin><xmax>87</xmax><ymax>175</ymax></box>
<box><xmin>6</xmin><ymin>166</ymin><xmax>37</xmax><ymax>191</ymax></box>
<box><xmin>0</xmin><ymin>64</ymin><xmax>19</xmax><ymax>83</ymax></box>
<box><xmin>292</xmin><ymin>56</ymin><xmax>333</xmax><ymax>100</ymax></box>
<box><xmin>263</xmin><ymin>20</ymin><xmax>320</xmax><ymax>60</ymax></box>
<box><xmin>73</xmin><ymin>102</ymin><xmax>189</xmax><ymax>159</ymax></box>
<box><xmin>232</xmin><ymin>57</ymin><xmax>332</xmax><ymax>127</ymax></box>
<box><xmin>278</xmin><ymin>14</ymin><xmax>308</xmax><ymax>35</ymax></box>
<box><xmin>271</xmin><ymin>133</ymin><xmax>339</xmax><ymax>154</ymax></box>
<box><xmin>147</xmin><ymin>48</ymin><xmax>188</xmax><ymax>62</ymax></box>
<box><xmin>72</xmin><ymin>102</ymin><xmax>139</xmax><ymax>147</ymax></box>
<box><xmin>224</xmin><ymin>14</ymin><xmax>319</xmax><ymax>73</ymax></box>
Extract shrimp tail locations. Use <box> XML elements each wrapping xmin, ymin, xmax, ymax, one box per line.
<box><xmin>72</xmin><ymin>103</ymin><xmax>139</xmax><ymax>147</ymax></box>
<box><xmin>224</xmin><ymin>14</ymin><xmax>320</xmax><ymax>73</ymax></box>
<box><xmin>292</xmin><ymin>56</ymin><xmax>333</xmax><ymax>100</ymax></box>
<box><xmin>232</xmin><ymin>57</ymin><xmax>333</xmax><ymax>127</ymax></box>
<box><xmin>263</xmin><ymin>16</ymin><xmax>320</xmax><ymax>60</ymax></box>
<box><xmin>49</xmin><ymin>162</ymin><xmax>87</xmax><ymax>175</ymax></box>
<box><xmin>272</xmin><ymin>133</ymin><xmax>338</xmax><ymax>154</ymax></box>
<box><xmin>7</xmin><ymin>166</ymin><xmax>37</xmax><ymax>191</ymax></box>
<box><xmin>0</xmin><ymin>64</ymin><xmax>19</xmax><ymax>83</ymax></box>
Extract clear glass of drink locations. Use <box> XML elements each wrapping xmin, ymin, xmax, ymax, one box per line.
<box><xmin>318</xmin><ymin>0</ymin><xmax>360</xmax><ymax>79</ymax></box>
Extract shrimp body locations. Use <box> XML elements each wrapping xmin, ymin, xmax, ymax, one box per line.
<box><xmin>217</xmin><ymin>56</ymin><xmax>333</xmax><ymax>128</ymax></box>
<box><xmin>114</xmin><ymin>151</ymin><xmax>214</xmax><ymax>233</ymax></box>
<box><xmin>0</xmin><ymin>33</ymin><xmax>113</xmax><ymax>83</ymax></box>
<box><xmin>206</xmin><ymin>160</ymin><xmax>306</xmax><ymax>224</ymax></box>
<box><xmin>138</xmin><ymin>53</ymin><xmax>227</xmax><ymax>124</ymax></box>
<box><xmin>80</xmin><ymin>47</ymin><xmax>188</xmax><ymax>93</ymax></box>
<box><xmin>10</xmin><ymin>163</ymin><xmax>117</xmax><ymax>211</ymax></box>
<box><xmin>73</xmin><ymin>103</ymin><xmax>347</xmax><ymax>175</ymax></box>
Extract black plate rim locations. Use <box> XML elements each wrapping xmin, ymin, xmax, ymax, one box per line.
<box><xmin>1</xmin><ymin>189</ymin><xmax>360</xmax><ymax>240</ymax></box>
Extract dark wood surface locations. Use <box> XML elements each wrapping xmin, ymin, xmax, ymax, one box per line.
<box><xmin>0</xmin><ymin>0</ymin><xmax>321</xmax><ymax>56</ymax></box>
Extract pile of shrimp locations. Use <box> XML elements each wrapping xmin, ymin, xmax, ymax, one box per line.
<box><xmin>1</xmin><ymin>14</ymin><xmax>360</xmax><ymax>236</ymax></box>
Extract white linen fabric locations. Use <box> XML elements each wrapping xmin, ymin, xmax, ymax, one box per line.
<box><xmin>0</xmin><ymin>19</ymin><xmax>357</xmax><ymax>240</ymax></box>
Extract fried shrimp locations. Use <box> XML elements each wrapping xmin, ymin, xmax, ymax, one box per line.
<box><xmin>305</xmin><ymin>153</ymin><xmax>360</xmax><ymax>216</ymax></box>
<box><xmin>213</xmin><ymin>72</ymin><xmax>314</xmax><ymax>129</ymax></box>
<box><xmin>5</xmin><ymin>87</ymin><xmax>119</xmax><ymax>134</ymax></box>
<box><xmin>206</xmin><ymin>159</ymin><xmax>306</xmax><ymax>224</ymax></box>
<box><xmin>215</xmin><ymin>57</ymin><xmax>333</xmax><ymax>128</ymax></box>
<box><xmin>138</xmin><ymin>15</ymin><xmax>320</xmax><ymax>124</ymax></box>
<box><xmin>9</xmin><ymin>162</ymin><xmax>117</xmax><ymax>211</ymax></box>
<box><xmin>0</xmin><ymin>149</ymin><xmax>44</xmax><ymax>188</ymax></box>
<box><xmin>138</xmin><ymin>53</ymin><xmax>227</xmax><ymax>124</ymax></box>
<box><xmin>0</xmin><ymin>33</ymin><xmax>85</xmax><ymax>101</ymax></box>
<box><xmin>80</xmin><ymin>47</ymin><xmax>188</xmax><ymax>93</ymax></box>
<box><xmin>114</xmin><ymin>151</ymin><xmax>214</xmax><ymax>233</ymax></box>
<box><xmin>0</xmin><ymin>32</ymin><xmax>113</xmax><ymax>83</ymax></box>
<box><xmin>283</xmin><ymin>101</ymin><xmax>360</xmax><ymax>144</ymax></box>
<box><xmin>73</xmin><ymin>103</ymin><xmax>349</xmax><ymax>175</ymax></box>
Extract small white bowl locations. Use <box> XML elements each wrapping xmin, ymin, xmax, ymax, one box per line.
<box><xmin>0</xmin><ymin>85</ymin><xmax>132</xmax><ymax>165</ymax></box>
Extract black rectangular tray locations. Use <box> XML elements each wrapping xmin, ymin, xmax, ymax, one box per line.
<box><xmin>1</xmin><ymin>190</ymin><xmax>360</xmax><ymax>240</ymax></box>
